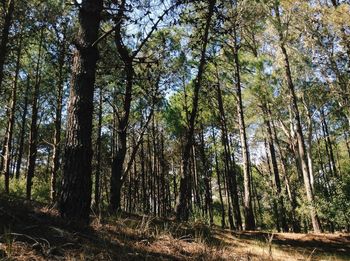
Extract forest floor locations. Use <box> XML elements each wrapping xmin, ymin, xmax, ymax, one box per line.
<box><xmin>0</xmin><ymin>195</ymin><xmax>349</xmax><ymax>260</ymax></box>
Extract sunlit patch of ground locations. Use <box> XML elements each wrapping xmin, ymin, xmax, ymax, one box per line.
<box><xmin>1</xmin><ymin>195</ymin><xmax>349</xmax><ymax>260</ymax></box>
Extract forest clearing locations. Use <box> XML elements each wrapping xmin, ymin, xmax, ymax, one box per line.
<box><xmin>1</xmin><ymin>0</ymin><xmax>350</xmax><ymax>260</ymax></box>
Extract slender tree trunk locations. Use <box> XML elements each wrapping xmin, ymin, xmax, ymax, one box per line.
<box><xmin>94</xmin><ymin>86</ymin><xmax>103</xmax><ymax>209</ymax></box>
<box><xmin>200</xmin><ymin>126</ymin><xmax>213</xmax><ymax>224</ymax></box>
<box><xmin>15</xmin><ymin>76</ymin><xmax>30</xmax><ymax>179</ymax></box>
<box><xmin>50</xmin><ymin>26</ymin><xmax>67</xmax><ymax>202</ymax></box>
<box><xmin>212</xmin><ymin>130</ymin><xmax>226</xmax><ymax>228</ymax></box>
<box><xmin>233</xmin><ymin>25</ymin><xmax>255</xmax><ymax>230</ymax></box>
<box><xmin>59</xmin><ymin>0</ymin><xmax>103</xmax><ymax>224</ymax></box>
<box><xmin>3</xmin><ymin>32</ymin><xmax>22</xmax><ymax>193</ymax></box>
<box><xmin>0</xmin><ymin>0</ymin><xmax>15</xmax><ymax>92</ymax></box>
<box><xmin>321</xmin><ymin>108</ymin><xmax>337</xmax><ymax>177</ymax></box>
<box><xmin>274</xmin><ymin>2</ymin><xmax>321</xmax><ymax>233</ymax></box>
<box><xmin>262</xmin><ymin>103</ymin><xmax>288</xmax><ymax>232</ymax></box>
<box><xmin>110</xmin><ymin>62</ymin><xmax>133</xmax><ymax>211</ymax></box>
<box><xmin>272</xmin><ymin>119</ymin><xmax>300</xmax><ymax>232</ymax></box>
<box><xmin>26</xmin><ymin>28</ymin><xmax>44</xmax><ymax>200</ymax></box>
<box><xmin>176</xmin><ymin>0</ymin><xmax>215</xmax><ymax>220</ymax></box>
<box><xmin>264</xmin><ymin>138</ymin><xmax>281</xmax><ymax>232</ymax></box>
<box><xmin>215</xmin><ymin>78</ymin><xmax>242</xmax><ymax>230</ymax></box>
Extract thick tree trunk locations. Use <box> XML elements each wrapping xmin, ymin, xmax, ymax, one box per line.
<box><xmin>0</xmin><ymin>0</ymin><xmax>15</xmax><ymax>92</ymax></box>
<box><xmin>59</xmin><ymin>0</ymin><xmax>103</xmax><ymax>225</ymax></box>
<box><xmin>176</xmin><ymin>0</ymin><xmax>215</xmax><ymax>221</ymax></box>
<box><xmin>26</xmin><ymin>28</ymin><xmax>44</xmax><ymax>200</ymax></box>
<box><xmin>3</xmin><ymin>32</ymin><xmax>22</xmax><ymax>193</ymax></box>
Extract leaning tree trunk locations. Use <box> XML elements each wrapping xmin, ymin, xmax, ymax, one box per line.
<box><xmin>274</xmin><ymin>2</ymin><xmax>321</xmax><ymax>233</ymax></box>
<box><xmin>26</xmin><ymin>28</ymin><xmax>44</xmax><ymax>200</ymax></box>
<box><xmin>176</xmin><ymin>0</ymin><xmax>216</xmax><ymax>221</ymax></box>
<box><xmin>0</xmin><ymin>0</ymin><xmax>15</xmax><ymax>93</ymax></box>
<box><xmin>59</xmin><ymin>0</ymin><xmax>103</xmax><ymax>225</ymax></box>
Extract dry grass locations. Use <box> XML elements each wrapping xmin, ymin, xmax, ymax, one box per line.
<box><xmin>0</xmin><ymin>195</ymin><xmax>349</xmax><ymax>260</ymax></box>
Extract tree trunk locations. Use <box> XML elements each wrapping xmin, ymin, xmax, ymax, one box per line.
<box><xmin>110</xmin><ymin>62</ymin><xmax>133</xmax><ymax>211</ymax></box>
<box><xmin>94</xmin><ymin>86</ymin><xmax>103</xmax><ymax>210</ymax></box>
<box><xmin>215</xmin><ymin>77</ymin><xmax>242</xmax><ymax>230</ymax></box>
<box><xmin>26</xmin><ymin>28</ymin><xmax>44</xmax><ymax>200</ymax></box>
<box><xmin>59</xmin><ymin>0</ymin><xmax>103</xmax><ymax>225</ymax></box>
<box><xmin>51</xmin><ymin>25</ymin><xmax>67</xmax><ymax>202</ymax></box>
<box><xmin>274</xmin><ymin>2</ymin><xmax>321</xmax><ymax>233</ymax></box>
<box><xmin>0</xmin><ymin>0</ymin><xmax>15</xmax><ymax>93</ymax></box>
<box><xmin>3</xmin><ymin>32</ymin><xmax>22</xmax><ymax>193</ymax></box>
<box><xmin>176</xmin><ymin>0</ymin><xmax>216</xmax><ymax>221</ymax></box>
<box><xmin>233</xmin><ymin>25</ymin><xmax>255</xmax><ymax>230</ymax></box>
<box><xmin>15</xmin><ymin>76</ymin><xmax>30</xmax><ymax>179</ymax></box>
<box><xmin>262</xmin><ymin>103</ymin><xmax>288</xmax><ymax>232</ymax></box>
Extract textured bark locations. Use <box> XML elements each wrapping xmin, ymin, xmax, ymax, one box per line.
<box><xmin>59</xmin><ymin>0</ymin><xmax>103</xmax><ymax>225</ymax></box>
<box><xmin>0</xmin><ymin>0</ymin><xmax>15</xmax><ymax>92</ymax></box>
<box><xmin>176</xmin><ymin>0</ymin><xmax>216</xmax><ymax>221</ymax></box>
<box><xmin>3</xmin><ymin>32</ymin><xmax>22</xmax><ymax>193</ymax></box>
<box><xmin>26</xmin><ymin>28</ymin><xmax>44</xmax><ymax>200</ymax></box>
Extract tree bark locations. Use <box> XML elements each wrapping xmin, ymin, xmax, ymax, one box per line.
<box><xmin>59</xmin><ymin>0</ymin><xmax>103</xmax><ymax>225</ymax></box>
<box><xmin>0</xmin><ymin>0</ymin><xmax>15</xmax><ymax>93</ymax></box>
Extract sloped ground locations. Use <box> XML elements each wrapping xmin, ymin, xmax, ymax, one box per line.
<box><xmin>0</xmin><ymin>195</ymin><xmax>349</xmax><ymax>260</ymax></box>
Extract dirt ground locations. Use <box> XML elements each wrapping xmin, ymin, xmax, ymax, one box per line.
<box><xmin>0</xmin><ymin>195</ymin><xmax>349</xmax><ymax>260</ymax></box>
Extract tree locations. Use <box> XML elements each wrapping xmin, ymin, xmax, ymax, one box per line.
<box><xmin>176</xmin><ymin>0</ymin><xmax>216</xmax><ymax>221</ymax></box>
<box><xmin>59</xmin><ymin>0</ymin><xmax>103</xmax><ymax>224</ymax></box>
